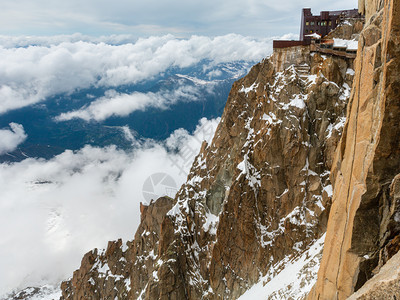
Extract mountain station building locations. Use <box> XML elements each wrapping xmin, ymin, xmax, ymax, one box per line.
<box><xmin>273</xmin><ymin>8</ymin><xmax>363</xmax><ymax>51</ymax></box>
<box><xmin>300</xmin><ymin>8</ymin><xmax>361</xmax><ymax>41</ymax></box>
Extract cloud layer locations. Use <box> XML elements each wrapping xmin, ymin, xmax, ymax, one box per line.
<box><xmin>56</xmin><ymin>85</ymin><xmax>205</xmax><ymax>122</ymax></box>
<box><xmin>0</xmin><ymin>0</ymin><xmax>358</xmax><ymax>37</ymax></box>
<box><xmin>0</xmin><ymin>123</ymin><xmax>27</xmax><ymax>154</ymax></box>
<box><xmin>0</xmin><ymin>34</ymin><xmax>274</xmax><ymax>114</ymax></box>
<box><xmin>0</xmin><ymin>117</ymin><xmax>219</xmax><ymax>296</ymax></box>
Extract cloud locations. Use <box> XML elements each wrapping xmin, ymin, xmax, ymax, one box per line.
<box><xmin>55</xmin><ymin>84</ymin><xmax>204</xmax><ymax>122</ymax></box>
<box><xmin>0</xmin><ymin>34</ymin><xmax>274</xmax><ymax>114</ymax></box>
<box><xmin>0</xmin><ymin>0</ymin><xmax>358</xmax><ymax>37</ymax></box>
<box><xmin>0</xmin><ymin>123</ymin><xmax>27</xmax><ymax>155</ymax></box>
<box><xmin>0</xmin><ymin>117</ymin><xmax>219</xmax><ymax>296</ymax></box>
<box><xmin>0</xmin><ymin>33</ymin><xmax>138</xmax><ymax>48</ymax></box>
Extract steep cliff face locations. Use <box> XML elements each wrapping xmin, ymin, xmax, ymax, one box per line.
<box><xmin>162</xmin><ymin>52</ymin><xmax>352</xmax><ymax>299</ymax></box>
<box><xmin>60</xmin><ymin>25</ymin><xmax>360</xmax><ymax>299</ymax></box>
<box><xmin>359</xmin><ymin>0</ymin><xmax>384</xmax><ymax>20</ymax></box>
<box><xmin>348</xmin><ymin>245</ymin><xmax>400</xmax><ymax>299</ymax></box>
<box><xmin>310</xmin><ymin>0</ymin><xmax>400</xmax><ymax>298</ymax></box>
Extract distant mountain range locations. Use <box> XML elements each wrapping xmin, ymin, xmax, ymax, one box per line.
<box><xmin>0</xmin><ymin>60</ymin><xmax>253</xmax><ymax>162</ymax></box>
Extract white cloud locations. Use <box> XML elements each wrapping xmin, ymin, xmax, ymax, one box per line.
<box><xmin>0</xmin><ymin>34</ymin><xmax>273</xmax><ymax>114</ymax></box>
<box><xmin>0</xmin><ymin>0</ymin><xmax>358</xmax><ymax>37</ymax></box>
<box><xmin>0</xmin><ymin>33</ymin><xmax>137</xmax><ymax>48</ymax></box>
<box><xmin>55</xmin><ymin>84</ymin><xmax>203</xmax><ymax>122</ymax></box>
<box><xmin>0</xmin><ymin>123</ymin><xmax>27</xmax><ymax>155</ymax></box>
<box><xmin>0</xmin><ymin>117</ymin><xmax>219</xmax><ymax>296</ymax></box>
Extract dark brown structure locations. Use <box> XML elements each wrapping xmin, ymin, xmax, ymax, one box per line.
<box><xmin>273</xmin><ymin>40</ymin><xmax>311</xmax><ymax>49</ymax></box>
<box><xmin>300</xmin><ymin>8</ymin><xmax>361</xmax><ymax>40</ymax></box>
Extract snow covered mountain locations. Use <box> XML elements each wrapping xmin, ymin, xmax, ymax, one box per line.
<box><xmin>0</xmin><ymin>59</ymin><xmax>252</xmax><ymax>162</ymax></box>
<box><xmin>58</xmin><ymin>20</ymin><xmax>361</xmax><ymax>299</ymax></box>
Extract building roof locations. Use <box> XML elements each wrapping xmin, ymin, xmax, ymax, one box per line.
<box><xmin>333</xmin><ymin>38</ymin><xmax>358</xmax><ymax>50</ymax></box>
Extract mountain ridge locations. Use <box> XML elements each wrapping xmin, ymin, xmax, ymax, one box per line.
<box><xmin>58</xmin><ymin>17</ymin><xmax>364</xmax><ymax>299</ymax></box>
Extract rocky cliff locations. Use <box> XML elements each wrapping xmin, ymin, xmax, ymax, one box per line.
<box><xmin>359</xmin><ymin>0</ymin><xmax>384</xmax><ymax>20</ymax></box>
<box><xmin>310</xmin><ymin>0</ymin><xmax>400</xmax><ymax>298</ymax></box>
<box><xmin>60</xmin><ymin>22</ymin><xmax>362</xmax><ymax>300</ymax></box>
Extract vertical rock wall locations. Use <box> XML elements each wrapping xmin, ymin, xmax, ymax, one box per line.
<box><xmin>359</xmin><ymin>0</ymin><xmax>385</xmax><ymax>20</ymax></box>
<box><xmin>310</xmin><ymin>0</ymin><xmax>400</xmax><ymax>298</ymax></box>
<box><xmin>272</xmin><ymin>46</ymin><xmax>310</xmax><ymax>72</ymax></box>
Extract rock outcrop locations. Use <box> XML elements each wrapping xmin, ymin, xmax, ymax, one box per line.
<box><xmin>348</xmin><ymin>249</ymin><xmax>400</xmax><ymax>299</ymax></box>
<box><xmin>60</xmin><ymin>22</ymin><xmax>362</xmax><ymax>300</ymax></box>
<box><xmin>359</xmin><ymin>0</ymin><xmax>385</xmax><ymax>20</ymax></box>
<box><xmin>310</xmin><ymin>0</ymin><xmax>400</xmax><ymax>298</ymax></box>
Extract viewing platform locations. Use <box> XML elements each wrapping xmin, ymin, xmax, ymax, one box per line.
<box><xmin>310</xmin><ymin>39</ymin><xmax>358</xmax><ymax>59</ymax></box>
<box><xmin>272</xmin><ymin>7</ymin><xmax>364</xmax><ymax>60</ymax></box>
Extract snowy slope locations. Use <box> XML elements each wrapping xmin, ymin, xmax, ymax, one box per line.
<box><xmin>239</xmin><ymin>235</ymin><xmax>325</xmax><ymax>299</ymax></box>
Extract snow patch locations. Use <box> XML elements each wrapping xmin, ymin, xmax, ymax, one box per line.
<box><xmin>203</xmin><ymin>212</ymin><xmax>219</xmax><ymax>235</ymax></box>
<box><xmin>282</xmin><ymin>93</ymin><xmax>307</xmax><ymax>110</ymax></box>
<box><xmin>323</xmin><ymin>184</ymin><xmax>333</xmax><ymax>197</ymax></box>
<box><xmin>239</xmin><ymin>234</ymin><xmax>326</xmax><ymax>300</ymax></box>
<box><xmin>236</xmin><ymin>154</ymin><xmax>261</xmax><ymax>192</ymax></box>
<box><xmin>262</xmin><ymin>112</ymin><xmax>282</xmax><ymax>126</ymax></box>
<box><xmin>346</xmin><ymin>68</ymin><xmax>355</xmax><ymax>76</ymax></box>
<box><xmin>240</xmin><ymin>82</ymin><xmax>259</xmax><ymax>95</ymax></box>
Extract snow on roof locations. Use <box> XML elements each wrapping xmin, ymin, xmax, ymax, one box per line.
<box><xmin>332</xmin><ymin>38</ymin><xmax>358</xmax><ymax>51</ymax></box>
<box><xmin>305</xmin><ymin>33</ymin><xmax>321</xmax><ymax>39</ymax></box>
<box><xmin>347</xmin><ymin>40</ymin><xmax>359</xmax><ymax>51</ymax></box>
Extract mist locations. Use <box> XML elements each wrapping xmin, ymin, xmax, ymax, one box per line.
<box><xmin>0</xmin><ymin>117</ymin><xmax>219</xmax><ymax>295</ymax></box>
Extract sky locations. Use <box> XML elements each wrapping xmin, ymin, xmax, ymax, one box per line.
<box><xmin>1</xmin><ymin>0</ymin><xmax>358</xmax><ymax>37</ymax></box>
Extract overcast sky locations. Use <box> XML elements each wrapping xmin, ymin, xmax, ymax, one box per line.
<box><xmin>2</xmin><ymin>0</ymin><xmax>358</xmax><ymax>37</ymax></box>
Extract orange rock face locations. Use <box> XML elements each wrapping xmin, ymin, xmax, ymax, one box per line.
<box><xmin>310</xmin><ymin>0</ymin><xmax>400</xmax><ymax>298</ymax></box>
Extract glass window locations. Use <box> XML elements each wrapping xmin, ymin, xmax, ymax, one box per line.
<box><xmin>311</xmin><ymin>21</ymin><xmax>315</xmax><ymax>25</ymax></box>
<box><xmin>306</xmin><ymin>21</ymin><xmax>309</xmax><ymax>26</ymax></box>
<box><xmin>329</xmin><ymin>21</ymin><xmax>332</xmax><ymax>26</ymax></box>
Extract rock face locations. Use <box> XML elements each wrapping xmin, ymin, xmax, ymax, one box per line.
<box><xmin>309</xmin><ymin>0</ymin><xmax>400</xmax><ymax>298</ymax></box>
<box><xmin>60</xmin><ymin>23</ymin><xmax>360</xmax><ymax>299</ymax></box>
<box><xmin>324</xmin><ymin>19</ymin><xmax>364</xmax><ymax>40</ymax></box>
<box><xmin>272</xmin><ymin>45</ymin><xmax>310</xmax><ymax>72</ymax></box>
<box><xmin>359</xmin><ymin>0</ymin><xmax>385</xmax><ymax>20</ymax></box>
<box><xmin>348</xmin><ymin>249</ymin><xmax>400</xmax><ymax>300</ymax></box>
<box><xmin>162</xmin><ymin>52</ymin><xmax>350</xmax><ymax>299</ymax></box>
